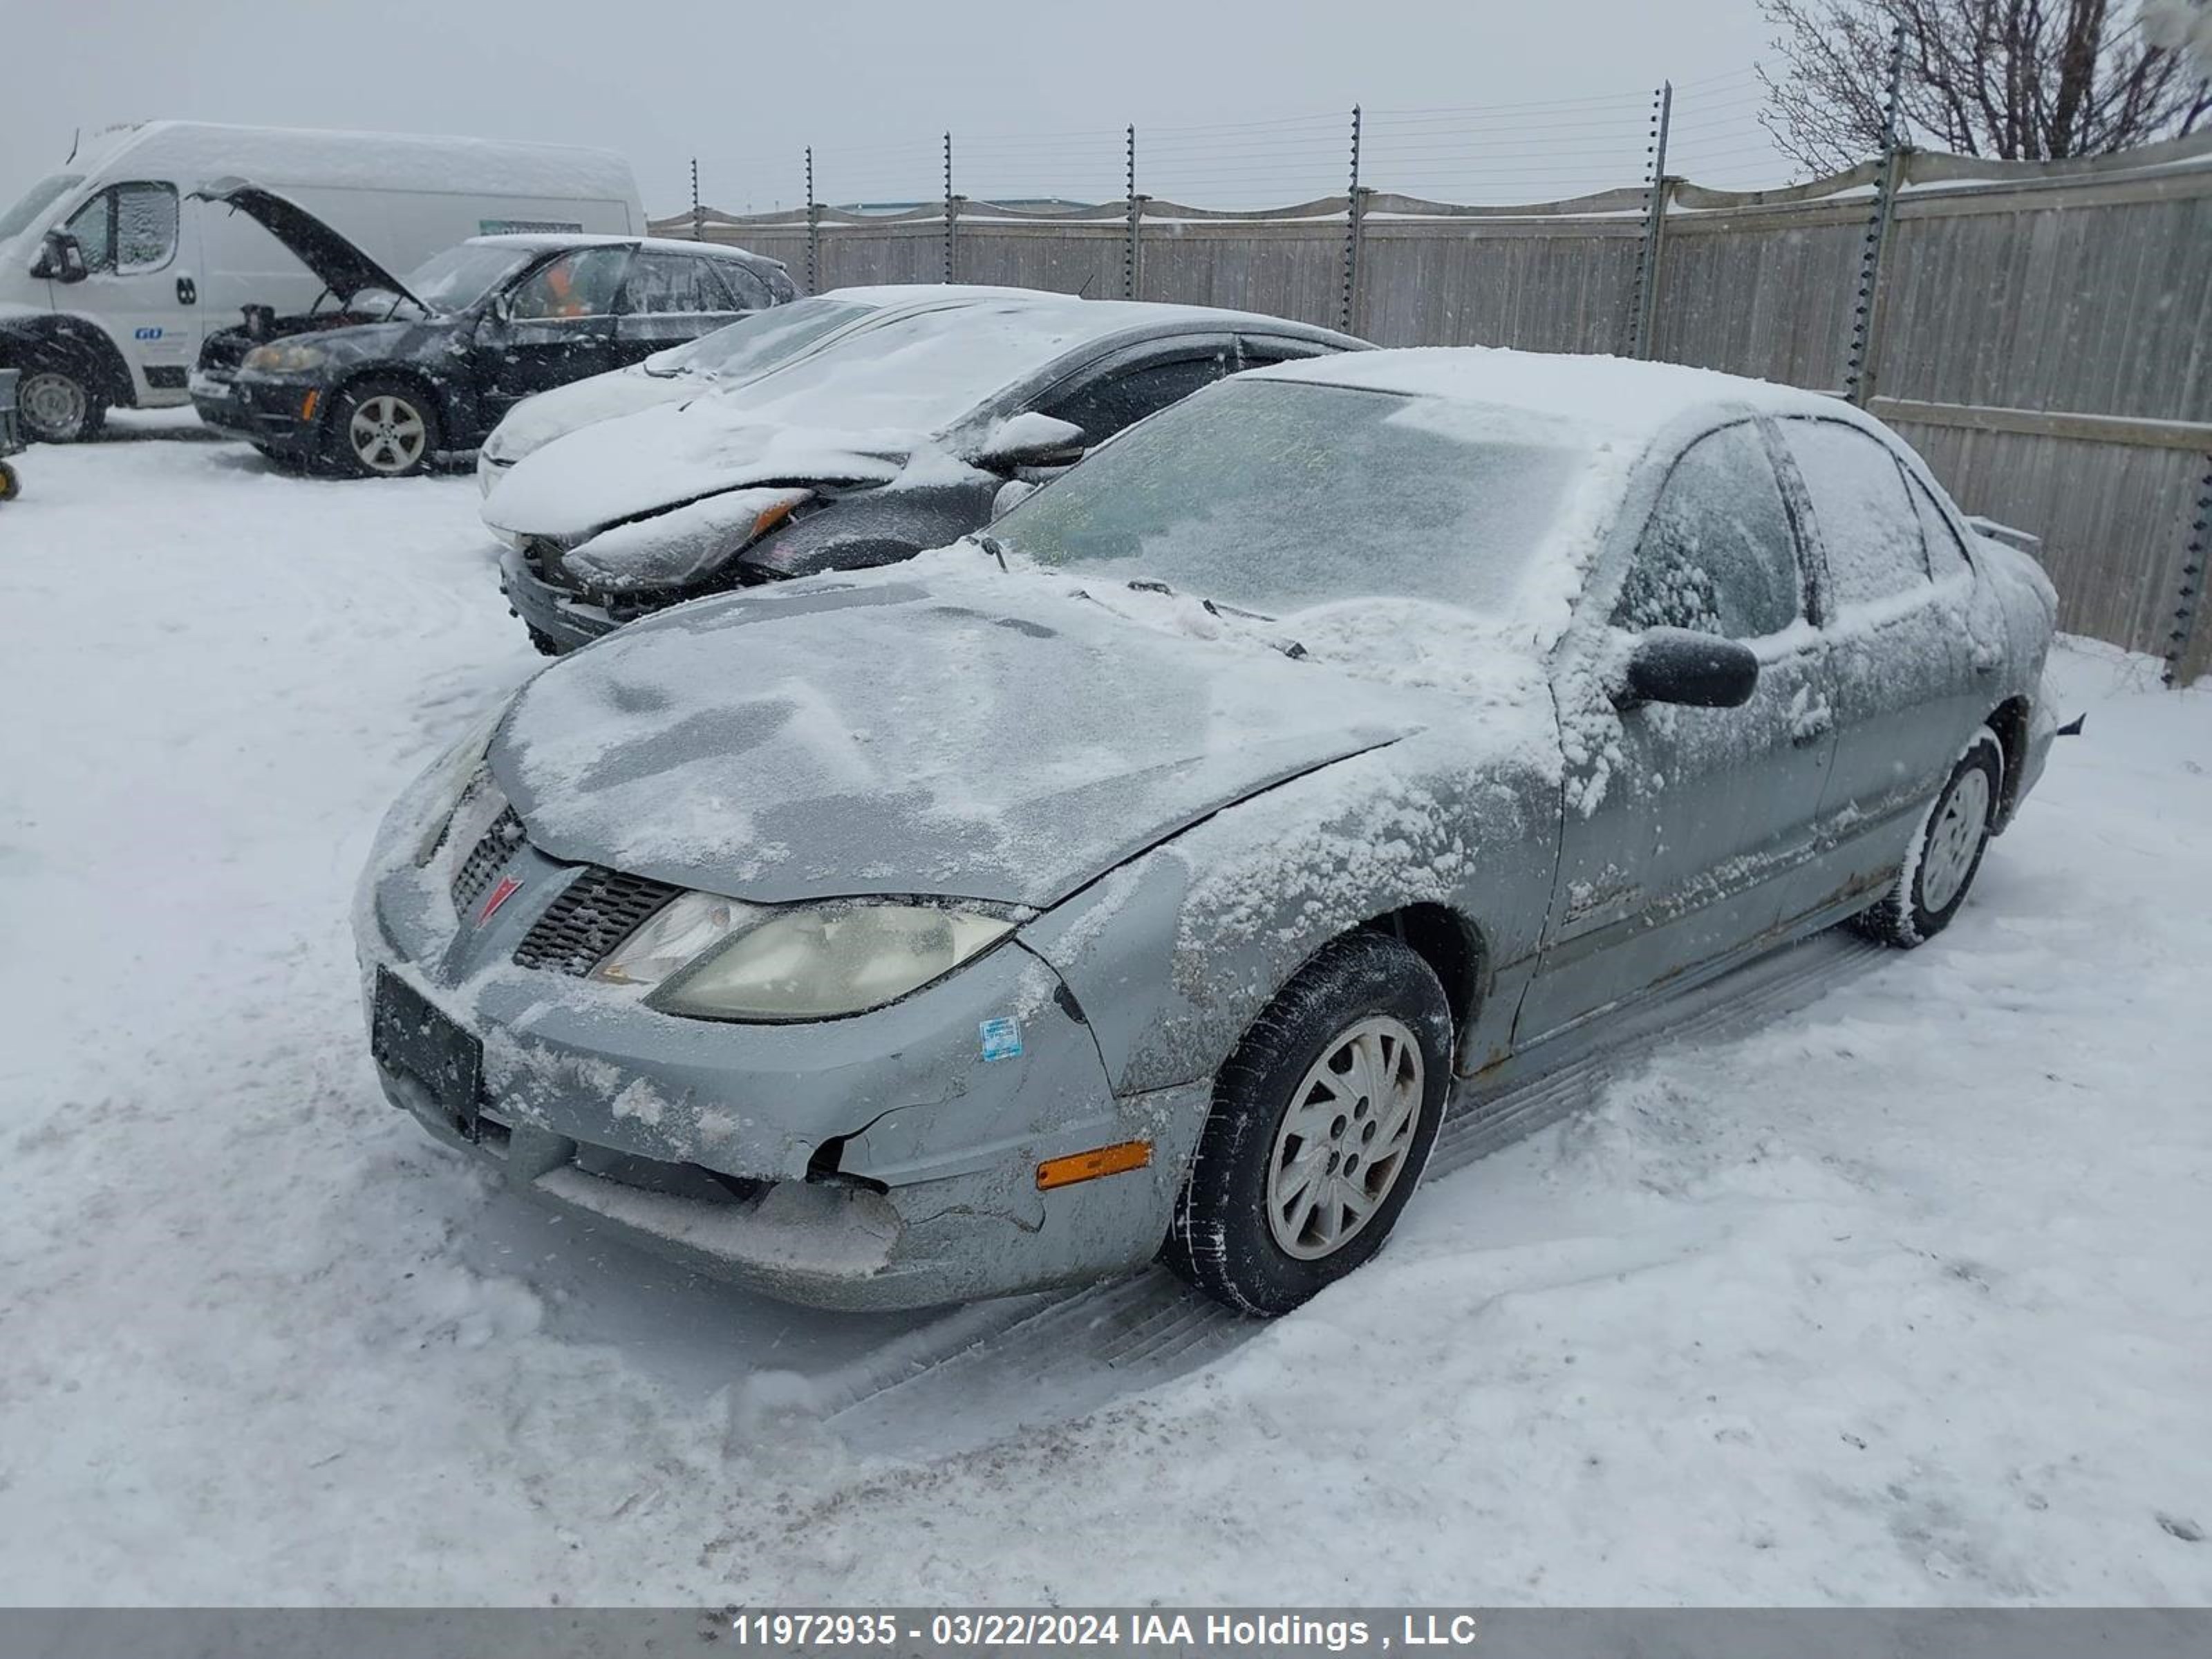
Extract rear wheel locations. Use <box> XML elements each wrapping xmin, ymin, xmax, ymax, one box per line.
<box><xmin>1165</xmin><ymin>932</ymin><xmax>1454</xmax><ymax>1316</ymax></box>
<box><xmin>330</xmin><ymin>378</ymin><xmax>440</xmax><ymax>478</ymax></box>
<box><xmin>17</xmin><ymin>368</ymin><xmax>105</xmax><ymax>444</ymax></box>
<box><xmin>1852</xmin><ymin>728</ymin><xmax>2002</xmax><ymax>948</ymax></box>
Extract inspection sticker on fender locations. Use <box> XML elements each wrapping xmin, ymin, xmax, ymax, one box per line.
<box><xmin>978</xmin><ymin>1017</ymin><xmax>1023</xmax><ymax>1062</ymax></box>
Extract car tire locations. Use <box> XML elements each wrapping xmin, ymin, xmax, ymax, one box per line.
<box><xmin>328</xmin><ymin>378</ymin><xmax>440</xmax><ymax>478</ymax></box>
<box><xmin>1851</xmin><ymin>727</ymin><xmax>2003</xmax><ymax>948</ymax></box>
<box><xmin>1164</xmin><ymin>932</ymin><xmax>1454</xmax><ymax>1317</ymax></box>
<box><xmin>17</xmin><ymin>368</ymin><xmax>105</xmax><ymax>444</ymax></box>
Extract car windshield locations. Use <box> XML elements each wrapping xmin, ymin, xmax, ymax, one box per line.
<box><xmin>0</xmin><ymin>174</ymin><xmax>83</xmax><ymax>243</ymax></box>
<box><xmin>645</xmin><ymin>297</ymin><xmax>874</xmax><ymax>379</ymax></box>
<box><xmin>400</xmin><ymin>243</ymin><xmax>535</xmax><ymax>312</ymax></box>
<box><xmin>705</xmin><ymin>300</ymin><xmax>1094</xmax><ymax>435</ymax></box>
<box><xmin>989</xmin><ymin>377</ymin><xmax>1596</xmax><ymax>620</ymax></box>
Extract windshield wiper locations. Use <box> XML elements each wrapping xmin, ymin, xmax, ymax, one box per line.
<box><xmin>975</xmin><ymin>532</ymin><xmax>1010</xmax><ymax>571</ymax></box>
<box><xmin>1123</xmin><ymin>580</ymin><xmax>1305</xmax><ymax>659</ymax></box>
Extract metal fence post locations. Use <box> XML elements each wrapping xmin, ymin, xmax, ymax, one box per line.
<box><xmin>2167</xmin><ymin>458</ymin><xmax>2212</xmax><ymax>686</ymax></box>
<box><xmin>804</xmin><ymin>147</ymin><xmax>820</xmax><ymax>294</ymax></box>
<box><xmin>943</xmin><ymin>132</ymin><xmax>957</xmax><ymax>283</ymax></box>
<box><xmin>1627</xmin><ymin>82</ymin><xmax>1672</xmax><ymax>358</ymax></box>
<box><xmin>1340</xmin><ymin>105</ymin><xmax>1363</xmax><ymax>333</ymax></box>
<box><xmin>1124</xmin><ymin>125</ymin><xmax>1141</xmax><ymax>299</ymax></box>
<box><xmin>1844</xmin><ymin>22</ymin><xmax>1908</xmax><ymax>404</ymax></box>
<box><xmin>690</xmin><ymin>157</ymin><xmax>704</xmax><ymax>242</ymax></box>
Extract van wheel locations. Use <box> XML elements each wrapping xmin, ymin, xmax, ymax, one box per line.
<box><xmin>17</xmin><ymin>370</ymin><xmax>105</xmax><ymax>444</ymax></box>
<box><xmin>1164</xmin><ymin>933</ymin><xmax>1454</xmax><ymax>1316</ymax></box>
<box><xmin>330</xmin><ymin>379</ymin><xmax>439</xmax><ymax>478</ymax></box>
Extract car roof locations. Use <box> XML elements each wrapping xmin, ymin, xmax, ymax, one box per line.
<box><xmin>1248</xmin><ymin>346</ymin><xmax>1865</xmax><ymax>443</ymax></box>
<box><xmin>464</xmin><ymin>232</ymin><xmax>787</xmax><ymax>272</ymax></box>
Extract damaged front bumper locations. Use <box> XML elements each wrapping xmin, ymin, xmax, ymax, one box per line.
<box><xmin>358</xmin><ymin>836</ymin><xmax>1207</xmax><ymax>1311</ymax></box>
<box><xmin>498</xmin><ymin>544</ymin><xmax>624</xmax><ymax>653</ymax></box>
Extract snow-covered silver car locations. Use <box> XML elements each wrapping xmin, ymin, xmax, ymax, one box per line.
<box><xmin>480</xmin><ymin>293</ymin><xmax>1364</xmax><ymax>654</ymax></box>
<box><xmin>472</xmin><ymin>284</ymin><xmax>1060</xmax><ymax>495</ymax></box>
<box><xmin>357</xmin><ymin>348</ymin><xmax>2061</xmax><ymax>1315</ymax></box>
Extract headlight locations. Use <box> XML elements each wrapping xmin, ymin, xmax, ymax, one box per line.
<box><xmin>599</xmin><ymin>897</ymin><xmax>1015</xmax><ymax>1021</ymax></box>
<box><xmin>241</xmin><ymin>341</ymin><xmax>329</xmax><ymax>375</ymax></box>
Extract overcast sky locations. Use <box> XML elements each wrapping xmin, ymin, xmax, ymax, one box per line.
<box><xmin>3</xmin><ymin>0</ymin><xmax>1785</xmax><ymax>216</ymax></box>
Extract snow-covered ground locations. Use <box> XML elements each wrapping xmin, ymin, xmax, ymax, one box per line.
<box><xmin>1</xmin><ymin>415</ymin><xmax>2207</xmax><ymax>1605</ymax></box>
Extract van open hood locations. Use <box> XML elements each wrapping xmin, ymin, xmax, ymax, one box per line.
<box><xmin>191</xmin><ymin>178</ymin><xmax>424</xmax><ymax>310</ymax></box>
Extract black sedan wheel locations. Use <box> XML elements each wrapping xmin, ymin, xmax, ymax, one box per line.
<box><xmin>330</xmin><ymin>379</ymin><xmax>440</xmax><ymax>478</ymax></box>
<box><xmin>1165</xmin><ymin>932</ymin><xmax>1454</xmax><ymax>1316</ymax></box>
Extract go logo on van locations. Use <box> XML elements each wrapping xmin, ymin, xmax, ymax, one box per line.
<box><xmin>133</xmin><ymin>327</ymin><xmax>164</xmax><ymax>340</ymax></box>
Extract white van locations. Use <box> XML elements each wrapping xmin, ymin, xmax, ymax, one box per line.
<box><xmin>0</xmin><ymin>120</ymin><xmax>644</xmax><ymax>442</ymax></box>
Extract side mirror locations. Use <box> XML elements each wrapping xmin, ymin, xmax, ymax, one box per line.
<box><xmin>32</xmin><ymin>231</ymin><xmax>87</xmax><ymax>284</ymax></box>
<box><xmin>990</xmin><ymin>478</ymin><xmax>1038</xmax><ymax>521</ymax></box>
<box><xmin>1615</xmin><ymin>628</ymin><xmax>1759</xmax><ymax>710</ymax></box>
<box><xmin>970</xmin><ymin>411</ymin><xmax>1085</xmax><ymax>473</ymax></box>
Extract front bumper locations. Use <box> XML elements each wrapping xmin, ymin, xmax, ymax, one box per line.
<box><xmin>358</xmin><ymin>827</ymin><xmax>1206</xmax><ymax>1310</ymax></box>
<box><xmin>190</xmin><ymin>368</ymin><xmax>324</xmax><ymax>459</ymax></box>
<box><xmin>498</xmin><ymin>544</ymin><xmax>624</xmax><ymax>652</ymax></box>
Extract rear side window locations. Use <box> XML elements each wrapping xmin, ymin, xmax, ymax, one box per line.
<box><xmin>1905</xmin><ymin>473</ymin><xmax>1972</xmax><ymax>581</ymax></box>
<box><xmin>64</xmin><ymin>182</ymin><xmax>178</xmax><ymax>274</ymax></box>
<box><xmin>1783</xmin><ymin>419</ymin><xmax>1929</xmax><ymax>608</ymax></box>
<box><xmin>707</xmin><ymin>260</ymin><xmax>775</xmax><ymax>310</ymax></box>
<box><xmin>1035</xmin><ymin>349</ymin><xmax>1235</xmax><ymax>446</ymax></box>
<box><xmin>1614</xmin><ymin>422</ymin><xmax>1803</xmax><ymax>640</ymax></box>
<box><xmin>624</xmin><ymin>253</ymin><xmax>717</xmax><ymax>315</ymax></box>
<box><xmin>507</xmin><ymin>247</ymin><xmax>630</xmax><ymax>319</ymax></box>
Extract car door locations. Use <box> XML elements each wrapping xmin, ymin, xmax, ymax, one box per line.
<box><xmin>610</xmin><ymin>252</ymin><xmax>751</xmax><ymax>368</ymax></box>
<box><xmin>59</xmin><ymin>180</ymin><xmax>199</xmax><ymax>400</ymax></box>
<box><xmin>1018</xmin><ymin>334</ymin><xmax>1242</xmax><ymax>480</ymax></box>
<box><xmin>1516</xmin><ymin>419</ymin><xmax>1839</xmax><ymax>1044</ymax></box>
<box><xmin>1777</xmin><ymin>416</ymin><xmax>1985</xmax><ymax>905</ymax></box>
<box><xmin>478</xmin><ymin>245</ymin><xmax>630</xmax><ymax>418</ymax></box>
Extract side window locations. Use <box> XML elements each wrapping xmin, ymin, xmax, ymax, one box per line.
<box><xmin>1783</xmin><ymin>419</ymin><xmax>1929</xmax><ymax>608</ymax></box>
<box><xmin>1613</xmin><ymin>423</ymin><xmax>1803</xmax><ymax>640</ymax></box>
<box><xmin>507</xmin><ymin>247</ymin><xmax>630</xmax><ymax>320</ymax></box>
<box><xmin>621</xmin><ymin>252</ymin><xmax>709</xmax><ymax>315</ymax></box>
<box><xmin>1905</xmin><ymin>471</ymin><xmax>1972</xmax><ymax>581</ymax></box>
<box><xmin>1036</xmin><ymin>350</ymin><xmax>1233</xmax><ymax>445</ymax></box>
<box><xmin>63</xmin><ymin>183</ymin><xmax>179</xmax><ymax>274</ymax></box>
<box><xmin>1238</xmin><ymin>335</ymin><xmax>1337</xmax><ymax>368</ymax></box>
<box><xmin>708</xmin><ymin>260</ymin><xmax>774</xmax><ymax>310</ymax></box>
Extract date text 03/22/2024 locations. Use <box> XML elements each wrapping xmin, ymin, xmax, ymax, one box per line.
<box><xmin>723</xmin><ymin>1611</ymin><xmax>1486</xmax><ymax>1649</ymax></box>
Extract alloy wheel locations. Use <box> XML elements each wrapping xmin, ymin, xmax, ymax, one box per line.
<box><xmin>1920</xmin><ymin>765</ymin><xmax>1992</xmax><ymax>913</ymax></box>
<box><xmin>348</xmin><ymin>395</ymin><xmax>429</xmax><ymax>475</ymax></box>
<box><xmin>1265</xmin><ymin>1015</ymin><xmax>1426</xmax><ymax>1260</ymax></box>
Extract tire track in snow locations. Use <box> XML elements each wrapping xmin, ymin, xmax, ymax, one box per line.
<box><xmin>824</xmin><ymin>930</ymin><xmax>1886</xmax><ymax>1454</ymax></box>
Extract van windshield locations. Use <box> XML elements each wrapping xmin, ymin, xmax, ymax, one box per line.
<box><xmin>401</xmin><ymin>244</ymin><xmax>535</xmax><ymax>312</ymax></box>
<box><xmin>0</xmin><ymin>174</ymin><xmax>83</xmax><ymax>243</ymax></box>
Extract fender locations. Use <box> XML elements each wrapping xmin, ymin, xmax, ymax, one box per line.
<box><xmin>0</xmin><ymin>313</ymin><xmax>137</xmax><ymax>406</ymax></box>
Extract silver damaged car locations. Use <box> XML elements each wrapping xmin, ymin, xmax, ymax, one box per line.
<box><xmin>356</xmin><ymin>348</ymin><xmax>2063</xmax><ymax>1315</ymax></box>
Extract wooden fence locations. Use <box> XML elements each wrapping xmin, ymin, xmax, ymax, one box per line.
<box><xmin>656</xmin><ymin>134</ymin><xmax>2212</xmax><ymax>684</ymax></box>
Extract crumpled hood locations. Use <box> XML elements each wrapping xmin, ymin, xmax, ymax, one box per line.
<box><xmin>482</xmin><ymin>396</ymin><xmax>913</xmax><ymax>542</ymax></box>
<box><xmin>484</xmin><ymin>365</ymin><xmax>689</xmax><ymax>467</ymax></box>
<box><xmin>489</xmin><ymin>563</ymin><xmax>1425</xmax><ymax>908</ymax></box>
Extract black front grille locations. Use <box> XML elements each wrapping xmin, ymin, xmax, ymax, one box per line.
<box><xmin>513</xmin><ymin>866</ymin><xmax>684</xmax><ymax>977</ymax></box>
<box><xmin>451</xmin><ymin>806</ymin><xmax>525</xmax><ymax>915</ymax></box>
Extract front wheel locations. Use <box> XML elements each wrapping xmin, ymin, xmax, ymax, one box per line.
<box><xmin>1165</xmin><ymin>932</ymin><xmax>1454</xmax><ymax>1316</ymax></box>
<box><xmin>1852</xmin><ymin>727</ymin><xmax>2002</xmax><ymax>948</ymax></box>
<box><xmin>17</xmin><ymin>368</ymin><xmax>106</xmax><ymax>444</ymax></box>
<box><xmin>329</xmin><ymin>378</ymin><xmax>440</xmax><ymax>478</ymax></box>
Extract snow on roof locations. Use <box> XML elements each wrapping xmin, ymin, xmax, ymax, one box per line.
<box><xmin>1254</xmin><ymin>346</ymin><xmax>1852</xmax><ymax>440</ymax></box>
<box><xmin>818</xmin><ymin>283</ymin><xmax>1082</xmax><ymax>307</ymax></box>
<box><xmin>69</xmin><ymin>120</ymin><xmax>639</xmax><ymax>203</ymax></box>
<box><xmin>465</xmin><ymin>232</ymin><xmax>785</xmax><ymax>268</ymax></box>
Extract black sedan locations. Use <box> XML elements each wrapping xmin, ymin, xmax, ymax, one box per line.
<box><xmin>189</xmin><ymin>183</ymin><xmax>791</xmax><ymax>477</ymax></box>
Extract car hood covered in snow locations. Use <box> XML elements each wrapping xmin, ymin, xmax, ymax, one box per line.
<box><xmin>488</xmin><ymin>561</ymin><xmax>1429</xmax><ymax>908</ymax></box>
<box><xmin>482</xmin><ymin>397</ymin><xmax>914</xmax><ymax>542</ymax></box>
<box><xmin>482</xmin><ymin>366</ymin><xmax>689</xmax><ymax>467</ymax></box>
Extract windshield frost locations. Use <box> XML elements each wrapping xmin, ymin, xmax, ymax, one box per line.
<box><xmin>0</xmin><ymin>174</ymin><xmax>82</xmax><ymax>243</ymax></box>
<box><xmin>400</xmin><ymin>243</ymin><xmax>533</xmax><ymax>311</ymax></box>
<box><xmin>648</xmin><ymin>298</ymin><xmax>872</xmax><ymax>378</ymax></box>
<box><xmin>993</xmin><ymin>379</ymin><xmax>1593</xmax><ymax>621</ymax></box>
